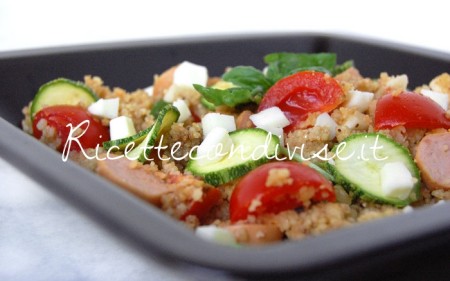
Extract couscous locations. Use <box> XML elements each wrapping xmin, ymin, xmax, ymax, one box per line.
<box><xmin>22</xmin><ymin>52</ymin><xmax>450</xmax><ymax>245</ymax></box>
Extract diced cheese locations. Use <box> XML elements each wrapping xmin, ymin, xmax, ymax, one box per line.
<box><xmin>109</xmin><ymin>116</ymin><xmax>136</xmax><ymax>140</ymax></box>
<box><xmin>87</xmin><ymin>98</ymin><xmax>119</xmax><ymax>119</ymax></box>
<box><xmin>343</xmin><ymin>90</ymin><xmax>374</xmax><ymax>112</ymax></box>
<box><xmin>380</xmin><ymin>162</ymin><xmax>415</xmax><ymax>200</ymax></box>
<box><xmin>144</xmin><ymin>85</ymin><xmax>154</xmax><ymax>96</ymax></box>
<box><xmin>172</xmin><ymin>99</ymin><xmax>191</xmax><ymax>123</ymax></box>
<box><xmin>402</xmin><ymin>206</ymin><xmax>414</xmax><ymax>213</ymax></box>
<box><xmin>249</xmin><ymin>107</ymin><xmax>290</xmax><ymax>129</ymax></box>
<box><xmin>163</xmin><ymin>61</ymin><xmax>208</xmax><ymax>102</ymax></box>
<box><xmin>173</xmin><ymin>61</ymin><xmax>208</xmax><ymax>88</ymax></box>
<box><xmin>202</xmin><ymin>113</ymin><xmax>236</xmax><ymax>137</ymax></box>
<box><xmin>163</xmin><ymin>84</ymin><xmax>187</xmax><ymax>102</ymax></box>
<box><xmin>258</xmin><ymin>126</ymin><xmax>284</xmax><ymax>146</ymax></box>
<box><xmin>195</xmin><ymin>225</ymin><xmax>236</xmax><ymax>245</ymax></box>
<box><xmin>196</xmin><ymin>127</ymin><xmax>233</xmax><ymax>165</ymax></box>
<box><xmin>315</xmin><ymin>112</ymin><xmax>337</xmax><ymax>139</ymax></box>
<box><xmin>420</xmin><ymin>89</ymin><xmax>449</xmax><ymax>111</ymax></box>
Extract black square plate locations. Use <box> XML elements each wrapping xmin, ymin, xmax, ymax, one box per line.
<box><xmin>1</xmin><ymin>33</ymin><xmax>450</xmax><ymax>279</ymax></box>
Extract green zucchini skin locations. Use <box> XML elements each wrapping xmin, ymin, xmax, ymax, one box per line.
<box><xmin>327</xmin><ymin>133</ymin><xmax>421</xmax><ymax>207</ymax></box>
<box><xmin>102</xmin><ymin>126</ymin><xmax>153</xmax><ymax>151</ymax></box>
<box><xmin>30</xmin><ymin>78</ymin><xmax>98</xmax><ymax>119</ymax></box>
<box><xmin>127</xmin><ymin>105</ymin><xmax>180</xmax><ymax>163</ymax></box>
<box><xmin>187</xmin><ymin>128</ymin><xmax>280</xmax><ymax>186</ymax></box>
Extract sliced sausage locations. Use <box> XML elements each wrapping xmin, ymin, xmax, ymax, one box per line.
<box><xmin>96</xmin><ymin>157</ymin><xmax>172</xmax><ymax>205</ymax></box>
<box><xmin>236</xmin><ymin>110</ymin><xmax>255</xmax><ymax>130</ymax></box>
<box><xmin>415</xmin><ymin>132</ymin><xmax>450</xmax><ymax>190</ymax></box>
<box><xmin>225</xmin><ymin>224</ymin><xmax>283</xmax><ymax>245</ymax></box>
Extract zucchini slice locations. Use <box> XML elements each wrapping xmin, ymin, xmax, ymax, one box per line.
<box><xmin>30</xmin><ymin>78</ymin><xmax>98</xmax><ymax>119</ymax></box>
<box><xmin>127</xmin><ymin>105</ymin><xmax>180</xmax><ymax>162</ymax></box>
<box><xmin>150</xmin><ymin>100</ymin><xmax>170</xmax><ymax>118</ymax></box>
<box><xmin>187</xmin><ymin>128</ymin><xmax>280</xmax><ymax>186</ymax></box>
<box><xmin>102</xmin><ymin>125</ymin><xmax>153</xmax><ymax>151</ymax></box>
<box><xmin>328</xmin><ymin>133</ymin><xmax>421</xmax><ymax>207</ymax></box>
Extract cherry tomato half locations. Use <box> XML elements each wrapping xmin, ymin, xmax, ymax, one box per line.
<box><xmin>258</xmin><ymin>71</ymin><xmax>344</xmax><ymax>132</ymax></box>
<box><xmin>229</xmin><ymin>162</ymin><xmax>335</xmax><ymax>222</ymax></box>
<box><xmin>32</xmin><ymin>105</ymin><xmax>109</xmax><ymax>152</ymax></box>
<box><xmin>374</xmin><ymin>92</ymin><xmax>450</xmax><ymax>130</ymax></box>
<box><xmin>180</xmin><ymin>188</ymin><xmax>222</xmax><ymax>221</ymax></box>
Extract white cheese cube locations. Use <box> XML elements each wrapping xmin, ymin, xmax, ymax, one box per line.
<box><xmin>343</xmin><ymin>90</ymin><xmax>374</xmax><ymax>112</ymax></box>
<box><xmin>163</xmin><ymin>61</ymin><xmax>208</xmax><ymax>102</ymax></box>
<box><xmin>249</xmin><ymin>107</ymin><xmax>290</xmax><ymax>129</ymax></box>
<box><xmin>380</xmin><ymin>162</ymin><xmax>415</xmax><ymax>200</ymax></box>
<box><xmin>172</xmin><ymin>99</ymin><xmax>191</xmax><ymax>123</ymax></box>
<box><xmin>402</xmin><ymin>206</ymin><xmax>414</xmax><ymax>213</ymax></box>
<box><xmin>420</xmin><ymin>89</ymin><xmax>449</xmax><ymax>111</ymax></box>
<box><xmin>258</xmin><ymin>126</ymin><xmax>284</xmax><ymax>146</ymax></box>
<box><xmin>109</xmin><ymin>116</ymin><xmax>136</xmax><ymax>140</ymax></box>
<box><xmin>87</xmin><ymin>98</ymin><xmax>119</xmax><ymax>119</ymax></box>
<box><xmin>144</xmin><ymin>85</ymin><xmax>154</xmax><ymax>96</ymax></box>
<box><xmin>196</xmin><ymin>127</ymin><xmax>233</xmax><ymax>165</ymax></box>
<box><xmin>173</xmin><ymin>61</ymin><xmax>208</xmax><ymax>88</ymax></box>
<box><xmin>195</xmin><ymin>225</ymin><xmax>236</xmax><ymax>245</ymax></box>
<box><xmin>202</xmin><ymin>113</ymin><xmax>236</xmax><ymax>137</ymax></box>
<box><xmin>315</xmin><ymin>112</ymin><xmax>337</xmax><ymax>140</ymax></box>
<box><xmin>163</xmin><ymin>84</ymin><xmax>188</xmax><ymax>102</ymax></box>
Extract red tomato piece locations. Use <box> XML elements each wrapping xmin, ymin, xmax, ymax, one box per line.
<box><xmin>181</xmin><ymin>188</ymin><xmax>222</xmax><ymax>221</ymax></box>
<box><xmin>32</xmin><ymin>105</ymin><xmax>109</xmax><ymax>152</ymax></box>
<box><xmin>189</xmin><ymin>106</ymin><xmax>202</xmax><ymax>123</ymax></box>
<box><xmin>229</xmin><ymin>162</ymin><xmax>335</xmax><ymax>222</ymax></box>
<box><xmin>258</xmin><ymin>71</ymin><xmax>344</xmax><ymax>132</ymax></box>
<box><xmin>374</xmin><ymin>92</ymin><xmax>450</xmax><ymax>130</ymax></box>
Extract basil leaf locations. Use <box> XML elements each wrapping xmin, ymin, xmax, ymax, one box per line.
<box><xmin>194</xmin><ymin>84</ymin><xmax>262</xmax><ymax>107</ymax></box>
<box><xmin>200</xmin><ymin>97</ymin><xmax>216</xmax><ymax>110</ymax></box>
<box><xmin>222</xmin><ymin>66</ymin><xmax>272</xmax><ymax>92</ymax></box>
<box><xmin>194</xmin><ymin>66</ymin><xmax>269</xmax><ymax>108</ymax></box>
<box><xmin>332</xmin><ymin>60</ymin><xmax>353</xmax><ymax>75</ymax></box>
<box><xmin>264</xmin><ymin>52</ymin><xmax>352</xmax><ymax>81</ymax></box>
<box><xmin>264</xmin><ymin>52</ymin><xmax>337</xmax><ymax>82</ymax></box>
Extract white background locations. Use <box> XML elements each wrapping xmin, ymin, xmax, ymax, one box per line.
<box><xmin>0</xmin><ymin>1</ymin><xmax>449</xmax><ymax>280</ymax></box>
<box><xmin>0</xmin><ymin>0</ymin><xmax>449</xmax><ymax>53</ymax></box>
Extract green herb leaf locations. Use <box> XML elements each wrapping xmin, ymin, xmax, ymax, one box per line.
<box><xmin>222</xmin><ymin>66</ymin><xmax>272</xmax><ymax>92</ymax></box>
<box><xmin>264</xmin><ymin>52</ymin><xmax>352</xmax><ymax>81</ymax></box>
<box><xmin>332</xmin><ymin>60</ymin><xmax>353</xmax><ymax>75</ymax></box>
<box><xmin>194</xmin><ymin>84</ymin><xmax>262</xmax><ymax>107</ymax></box>
<box><xmin>200</xmin><ymin>97</ymin><xmax>216</xmax><ymax>110</ymax></box>
<box><xmin>194</xmin><ymin>66</ymin><xmax>270</xmax><ymax>108</ymax></box>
